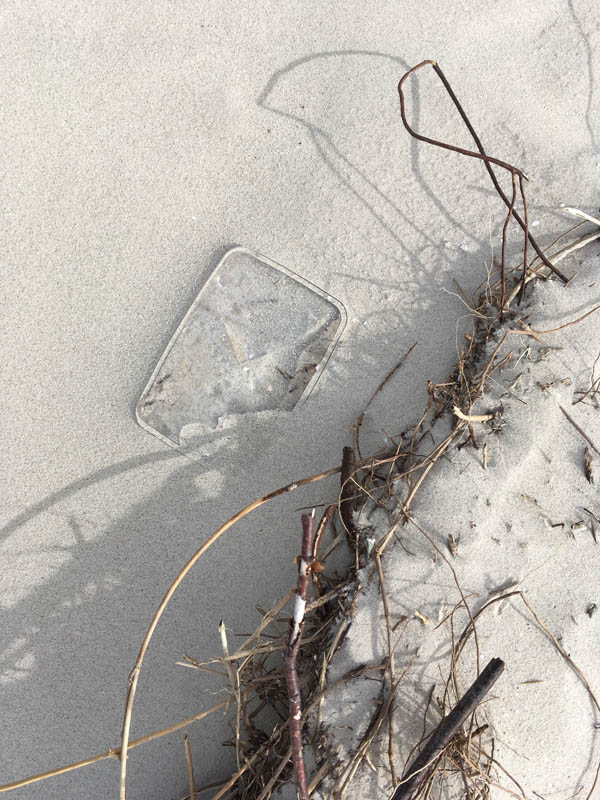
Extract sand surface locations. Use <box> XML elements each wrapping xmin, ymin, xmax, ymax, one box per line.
<box><xmin>1</xmin><ymin>3</ymin><xmax>599</xmax><ymax>799</ymax></box>
<box><xmin>313</xmin><ymin>264</ymin><xmax>600</xmax><ymax>798</ymax></box>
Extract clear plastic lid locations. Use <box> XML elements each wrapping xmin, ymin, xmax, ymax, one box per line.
<box><xmin>136</xmin><ymin>247</ymin><xmax>346</xmax><ymax>450</ymax></box>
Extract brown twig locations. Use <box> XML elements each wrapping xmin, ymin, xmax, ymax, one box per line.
<box><xmin>560</xmin><ymin>405</ymin><xmax>600</xmax><ymax>456</ymax></box>
<box><xmin>184</xmin><ymin>734</ymin><xmax>197</xmax><ymax>800</ymax></box>
<box><xmin>575</xmin><ymin>350</ymin><xmax>600</xmax><ymax>406</ymax></box>
<box><xmin>313</xmin><ymin>503</ymin><xmax>334</xmax><ymax>561</ymax></box>
<box><xmin>516</xmin><ymin>174</ymin><xmax>530</xmax><ymax>304</ymax></box>
<box><xmin>284</xmin><ymin>512</ymin><xmax>315</xmax><ymax>800</ymax></box>
<box><xmin>375</xmin><ymin>552</ymin><xmax>398</xmax><ymax>786</ymax></box>
<box><xmin>363</xmin><ymin>341</ymin><xmax>420</xmax><ymax>417</ymax></box>
<box><xmin>118</xmin><ymin>466</ymin><xmax>339</xmax><ymax>800</ymax></box>
<box><xmin>397</xmin><ymin>61</ymin><xmax>527</xmax><ymax>176</ymax></box>
<box><xmin>397</xmin><ymin>60</ymin><xmax>569</xmax><ymax>283</ymax></box>
<box><xmin>340</xmin><ymin>446</ymin><xmax>357</xmax><ymax>533</ymax></box>
<box><xmin>0</xmin><ymin>701</ymin><xmax>228</xmax><ymax>794</ymax></box>
<box><xmin>391</xmin><ymin>658</ymin><xmax>505</xmax><ymax>800</ymax></box>
<box><xmin>430</xmin><ymin>62</ymin><xmax>568</xmax><ymax>284</ymax></box>
<box><xmin>210</xmin><ymin>663</ymin><xmax>386</xmax><ymax>800</ymax></box>
<box><xmin>353</xmin><ymin>341</ymin><xmax>419</xmax><ymax>459</ymax></box>
<box><xmin>500</xmin><ymin>173</ymin><xmax>517</xmax><ymax>316</ymax></box>
<box><xmin>514</xmin><ymin>303</ymin><xmax>600</xmax><ymax>338</ymax></box>
<box><xmin>402</xmin><ymin>426</ymin><xmax>465</xmax><ymax>515</ymax></box>
<box><xmin>219</xmin><ymin>621</ymin><xmax>242</xmax><ymax>770</ymax></box>
<box><xmin>340</xmin><ymin>445</ymin><xmax>360</xmax><ymax>569</ymax></box>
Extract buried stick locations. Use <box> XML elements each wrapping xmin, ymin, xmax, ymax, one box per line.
<box><xmin>391</xmin><ymin>657</ymin><xmax>505</xmax><ymax>800</ymax></box>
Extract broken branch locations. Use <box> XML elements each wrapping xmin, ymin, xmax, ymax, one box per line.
<box><xmin>285</xmin><ymin>511</ymin><xmax>315</xmax><ymax>800</ymax></box>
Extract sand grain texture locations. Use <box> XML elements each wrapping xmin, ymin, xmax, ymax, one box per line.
<box><xmin>1</xmin><ymin>2</ymin><xmax>599</xmax><ymax>798</ymax></box>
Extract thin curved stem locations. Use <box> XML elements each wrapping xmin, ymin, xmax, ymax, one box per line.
<box><xmin>118</xmin><ymin>465</ymin><xmax>340</xmax><ymax>800</ymax></box>
<box><xmin>397</xmin><ymin>60</ymin><xmax>569</xmax><ymax>283</ymax></box>
<box><xmin>0</xmin><ymin>701</ymin><xmax>227</xmax><ymax>794</ymax></box>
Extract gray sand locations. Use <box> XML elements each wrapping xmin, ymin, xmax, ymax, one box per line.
<box><xmin>1</xmin><ymin>3</ymin><xmax>599</xmax><ymax>799</ymax></box>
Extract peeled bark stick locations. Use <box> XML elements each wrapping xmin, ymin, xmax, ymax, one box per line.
<box><xmin>285</xmin><ymin>512</ymin><xmax>315</xmax><ymax>800</ymax></box>
<box><xmin>392</xmin><ymin>657</ymin><xmax>505</xmax><ymax>800</ymax></box>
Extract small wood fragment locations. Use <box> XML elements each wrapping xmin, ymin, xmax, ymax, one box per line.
<box><xmin>447</xmin><ymin>533</ymin><xmax>459</xmax><ymax>557</ymax></box>
<box><xmin>584</xmin><ymin>447</ymin><xmax>594</xmax><ymax>484</ymax></box>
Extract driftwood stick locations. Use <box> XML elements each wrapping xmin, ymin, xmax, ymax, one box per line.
<box><xmin>392</xmin><ymin>657</ymin><xmax>505</xmax><ymax>800</ymax></box>
<box><xmin>285</xmin><ymin>512</ymin><xmax>315</xmax><ymax>800</ymax></box>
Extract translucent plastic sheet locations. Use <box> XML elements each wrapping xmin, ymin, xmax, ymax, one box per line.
<box><xmin>136</xmin><ymin>247</ymin><xmax>346</xmax><ymax>449</ymax></box>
